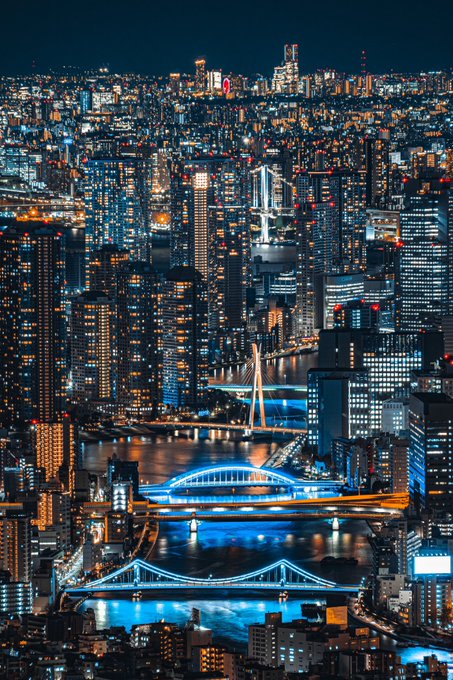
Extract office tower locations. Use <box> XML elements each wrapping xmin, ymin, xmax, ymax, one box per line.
<box><xmin>117</xmin><ymin>262</ymin><xmax>159</xmax><ymax>416</ymax></box>
<box><xmin>321</xmin><ymin>272</ymin><xmax>365</xmax><ymax>328</ymax></box>
<box><xmin>409</xmin><ymin>393</ymin><xmax>453</xmax><ymax>509</ymax></box>
<box><xmin>87</xmin><ymin>244</ymin><xmax>130</xmax><ymax>298</ymax></box>
<box><xmin>397</xmin><ymin>177</ymin><xmax>451</xmax><ymax>331</ymax></box>
<box><xmin>161</xmin><ymin>267</ymin><xmax>208</xmax><ymax>410</ymax></box>
<box><xmin>364</xmin><ymin>138</ymin><xmax>389</xmax><ymax>207</ymax></box>
<box><xmin>31</xmin><ymin>417</ymin><xmax>78</xmax><ymax>492</ymax></box>
<box><xmin>84</xmin><ymin>156</ymin><xmax>144</xmax><ymax>266</ymax></box>
<box><xmin>0</xmin><ymin>513</ymin><xmax>31</xmax><ymax>582</ymax></box>
<box><xmin>307</xmin><ymin>368</ymin><xmax>369</xmax><ymax>454</ymax></box>
<box><xmin>318</xmin><ymin>329</ymin><xmax>443</xmax><ymax>432</ymax></box>
<box><xmin>0</xmin><ymin>222</ymin><xmax>66</xmax><ymax>427</ymax></box>
<box><xmin>284</xmin><ymin>44</ymin><xmax>299</xmax><ymax>93</ymax></box>
<box><xmin>70</xmin><ymin>292</ymin><xmax>116</xmax><ymax>406</ymax></box>
<box><xmin>333</xmin><ymin>298</ymin><xmax>381</xmax><ymax>331</ymax></box>
<box><xmin>195</xmin><ymin>59</ymin><xmax>207</xmax><ymax>92</ymax></box>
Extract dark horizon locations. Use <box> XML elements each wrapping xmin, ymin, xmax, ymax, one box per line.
<box><xmin>2</xmin><ymin>0</ymin><xmax>453</xmax><ymax>77</ymax></box>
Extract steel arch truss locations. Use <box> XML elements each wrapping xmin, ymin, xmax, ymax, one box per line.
<box><xmin>163</xmin><ymin>464</ymin><xmax>302</xmax><ymax>490</ymax></box>
<box><xmin>69</xmin><ymin>558</ymin><xmax>358</xmax><ymax>594</ymax></box>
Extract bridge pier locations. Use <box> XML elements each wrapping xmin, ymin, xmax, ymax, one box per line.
<box><xmin>189</xmin><ymin>518</ymin><xmax>200</xmax><ymax>534</ymax></box>
<box><xmin>332</xmin><ymin>517</ymin><xmax>340</xmax><ymax>531</ymax></box>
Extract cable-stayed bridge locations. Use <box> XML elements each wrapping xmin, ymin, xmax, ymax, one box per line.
<box><xmin>66</xmin><ymin>558</ymin><xmax>359</xmax><ymax>595</ymax></box>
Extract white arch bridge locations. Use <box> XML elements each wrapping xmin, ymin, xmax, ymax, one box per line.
<box><xmin>66</xmin><ymin>558</ymin><xmax>358</xmax><ymax>595</ymax></box>
<box><xmin>139</xmin><ymin>464</ymin><xmax>342</xmax><ymax>502</ymax></box>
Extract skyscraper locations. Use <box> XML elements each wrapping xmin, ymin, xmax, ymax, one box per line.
<box><xmin>117</xmin><ymin>262</ymin><xmax>159</xmax><ymax>416</ymax></box>
<box><xmin>208</xmin><ymin>162</ymin><xmax>250</xmax><ymax>332</ymax></box>
<box><xmin>31</xmin><ymin>416</ymin><xmax>78</xmax><ymax>494</ymax></box>
<box><xmin>195</xmin><ymin>59</ymin><xmax>207</xmax><ymax>92</ymax></box>
<box><xmin>409</xmin><ymin>392</ymin><xmax>453</xmax><ymax>510</ymax></box>
<box><xmin>318</xmin><ymin>329</ymin><xmax>443</xmax><ymax>432</ymax></box>
<box><xmin>70</xmin><ymin>291</ymin><xmax>116</xmax><ymax>406</ymax></box>
<box><xmin>84</xmin><ymin>156</ymin><xmax>144</xmax><ymax>267</ymax></box>
<box><xmin>0</xmin><ymin>222</ymin><xmax>66</xmax><ymax>426</ymax></box>
<box><xmin>295</xmin><ymin>170</ymin><xmax>367</xmax><ymax>337</ymax></box>
<box><xmin>161</xmin><ymin>267</ymin><xmax>208</xmax><ymax>410</ymax></box>
<box><xmin>397</xmin><ymin>177</ymin><xmax>451</xmax><ymax>331</ymax></box>
<box><xmin>191</xmin><ymin>170</ymin><xmax>211</xmax><ymax>279</ymax></box>
<box><xmin>0</xmin><ymin>513</ymin><xmax>31</xmax><ymax>583</ymax></box>
<box><xmin>284</xmin><ymin>44</ymin><xmax>299</xmax><ymax>93</ymax></box>
<box><xmin>87</xmin><ymin>244</ymin><xmax>130</xmax><ymax>298</ymax></box>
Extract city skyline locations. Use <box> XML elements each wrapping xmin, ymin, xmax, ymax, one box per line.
<box><xmin>2</xmin><ymin>0</ymin><xmax>453</xmax><ymax>76</ymax></box>
<box><xmin>0</xmin><ymin>31</ymin><xmax>453</xmax><ymax>678</ymax></box>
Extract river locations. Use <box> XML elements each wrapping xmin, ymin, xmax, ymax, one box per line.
<box><xmin>79</xmin><ymin>350</ymin><xmax>453</xmax><ymax>673</ymax></box>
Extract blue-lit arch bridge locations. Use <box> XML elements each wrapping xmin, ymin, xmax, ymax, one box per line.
<box><xmin>139</xmin><ymin>463</ymin><xmax>343</xmax><ymax>504</ymax></box>
<box><xmin>66</xmin><ymin>558</ymin><xmax>359</xmax><ymax>596</ymax></box>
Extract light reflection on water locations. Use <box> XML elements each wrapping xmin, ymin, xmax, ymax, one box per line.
<box><xmin>80</xmin><ymin>352</ymin><xmax>452</xmax><ymax>674</ymax></box>
<box><xmin>81</xmin><ymin>597</ymin><xmax>453</xmax><ymax>672</ymax></box>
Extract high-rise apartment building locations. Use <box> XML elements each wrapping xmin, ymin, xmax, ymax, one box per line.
<box><xmin>284</xmin><ymin>44</ymin><xmax>299</xmax><ymax>93</ymax></box>
<box><xmin>117</xmin><ymin>262</ymin><xmax>159</xmax><ymax>416</ymax></box>
<box><xmin>0</xmin><ymin>513</ymin><xmax>31</xmax><ymax>583</ymax></box>
<box><xmin>70</xmin><ymin>291</ymin><xmax>116</xmax><ymax>406</ymax></box>
<box><xmin>195</xmin><ymin>59</ymin><xmax>207</xmax><ymax>92</ymax></box>
<box><xmin>31</xmin><ymin>417</ymin><xmax>78</xmax><ymax>493</ymax></box>
<box><xmin>295</xmin><ymin>171</ymin><xmax>367</xmax><ymax>337</ymax></box>
<box><xmin>0</xmin><ymin>222</ymin><xmax>66</xmax><ymax>426</ymax></box>
<box><xmin>161</xmin><ymin>267</ymin><xmax>208</xmax><ymax>410</ymax></box>
<box><xmin>84</xmin><ymin>157</ymin><xmax>144</xmax><ymax>266</ymax></box>
<box><xmin>87</xmin><ymin>244</ymin><xmax>130</xmax><ymax>298</ymax></box>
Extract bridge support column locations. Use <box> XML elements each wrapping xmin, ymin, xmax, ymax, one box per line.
<box><xmin>189</xmin><ymin>518</ymin><xmax>199</xmax><ymax>534</ymax></box>
<box><xmin>133</xmin><ymin>562</ymin><xmax>140</xmax><ymax>586</ymax></box>
<box><xmin>332</xmin><ymin>517</ymin><xmax>340</xmax><ymax>532</ymax></box>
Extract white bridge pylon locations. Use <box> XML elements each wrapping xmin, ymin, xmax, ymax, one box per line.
<box><xmin>67</xmin><ymin>558</ymin><xmax>359</xmax><ymax>594</ymax></box>
<box><xmin>249</xmin><ymin>343</ymin><xmax>266</xmax><ymax>429</ymax></box>
<box><xmin>251</xmin><ymin>164</ymin><xmax>294</xmax><ymax>242</ymax></box>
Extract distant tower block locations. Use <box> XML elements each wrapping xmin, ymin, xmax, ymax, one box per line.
<box><xmin>249</xmin><ymin>343</ymin><xmax>266</xmax><ymax>429</ymax></box>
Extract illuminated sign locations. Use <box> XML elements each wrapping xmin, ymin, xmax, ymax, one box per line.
<box><xmin>223</xmin><ymin>78</ymin><xmax>231</xmax><ymax>95</ymax></box>
<box><xmin>413</xmin><ymin>554</ymin><xmax>451</xmax><ymax>576</ymax></box>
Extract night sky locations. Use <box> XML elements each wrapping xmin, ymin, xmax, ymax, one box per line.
<box><xmin>2</xmin><ymin>0</ymin><xmax>452</xmax><ymax>76</ymax></box>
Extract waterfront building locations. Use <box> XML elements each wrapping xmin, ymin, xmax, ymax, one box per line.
<box><xmin>161</xmin><ymin>267</ymin><xmax>208</xmax><ymax>410</ymax></box>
